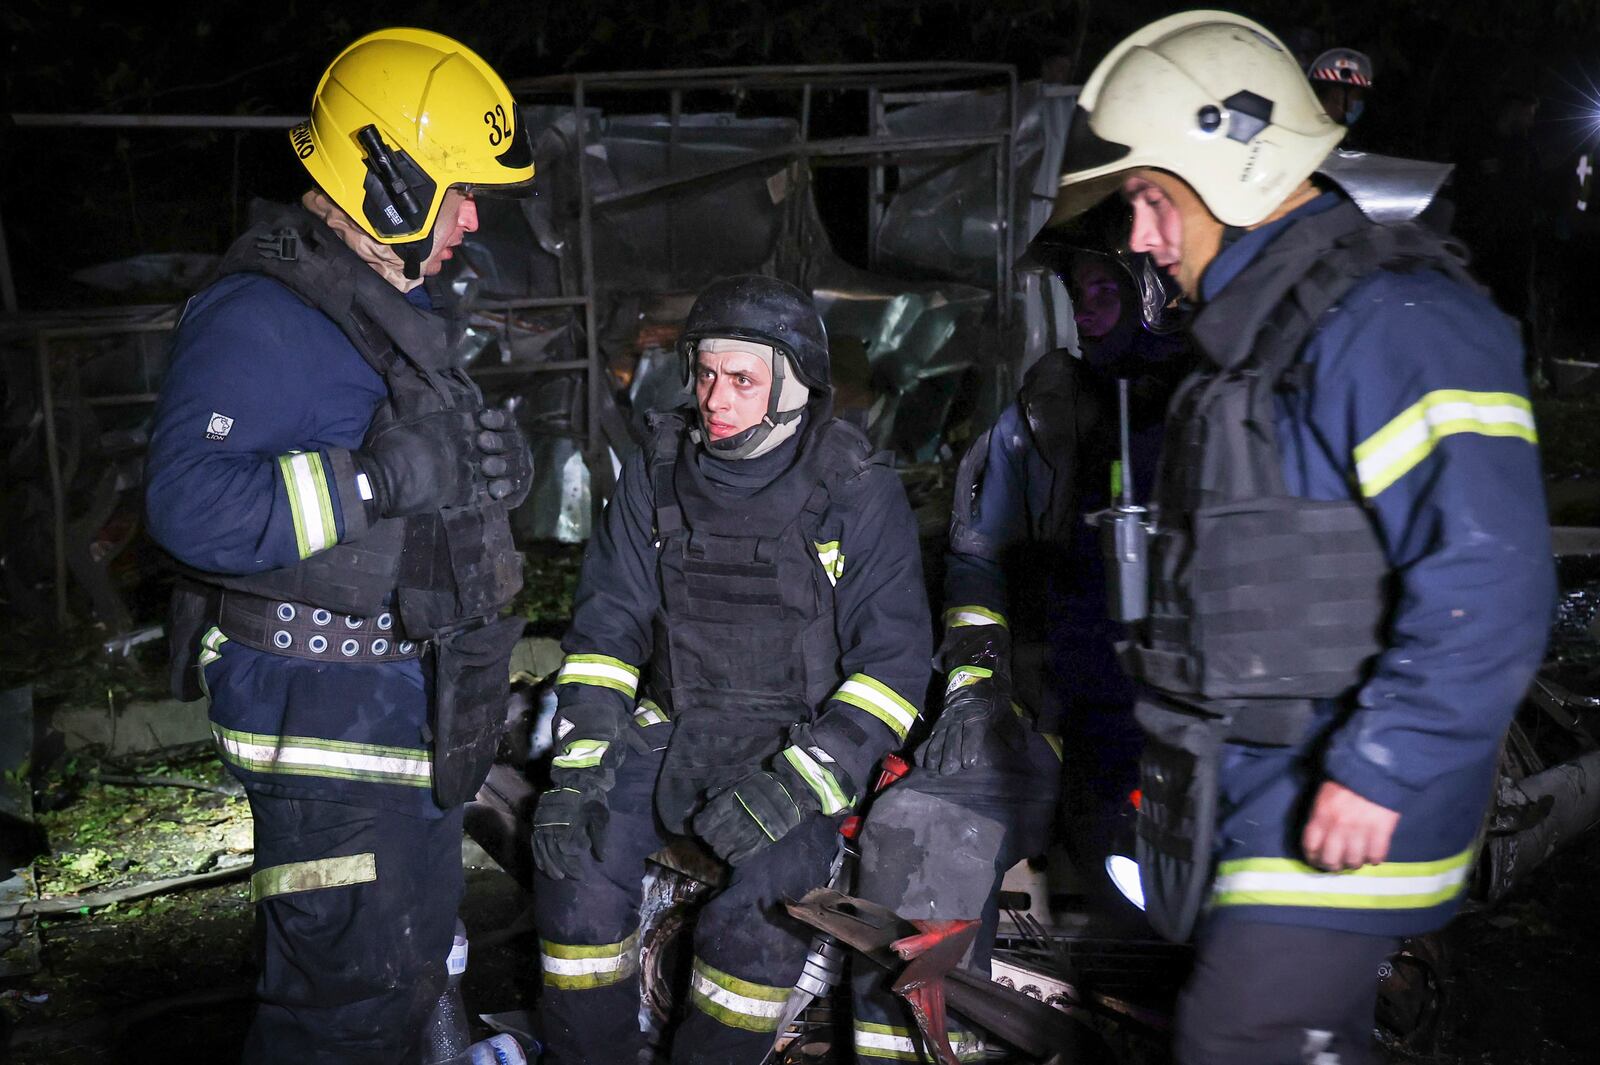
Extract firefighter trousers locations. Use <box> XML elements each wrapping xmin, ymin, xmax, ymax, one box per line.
<box><xmin>242</xmin><ymin>791</ymin><xmax>465</xmax><ymax>1065</ymax></box>
<box><xmin>1175</xmin><ymin>919</ymin><xmax>1400</xmax><ymax>1065</ymax></box>
<box><xmin>534</xmin><ymin>742</ymin><xmax>842</xmax><ymax>1064</ymax></box>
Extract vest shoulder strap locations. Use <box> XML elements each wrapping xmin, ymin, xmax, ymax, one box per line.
<box><xmin>644</xmin><ymin>410</ymin><xmax>690</xmax><ymax>537</ymax></box>
<box><xmin>1199</xmin><ymin>199</ymin><xmax>1480</xmax><ymax>394</ymax></box>
<box><xmin>800</xmin><ymin>417</ymin><xmax>887</xmax><ymax>522</ymax></box>
<box><xmin>215</xmin><ymin>204</ymin><xmax>456</xmax><ymax>386</ymax></box>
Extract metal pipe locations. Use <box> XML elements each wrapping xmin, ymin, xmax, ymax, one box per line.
<box><xmin>472</xmin><ymin>296</ymin><xmax>590</xmax><ymax>311</ymax></box>
<box><xmin>1002</xmin><ymin>68</ymin><xmax>1018</xmax><ymax>326</ymax></box>
<box><xmin>84</xmin><ymin>393</ymin><xmax>161</xmax><ymax>407</ymax></box>
<box><xmin>667</xmin><ymin>89</ymin><xmax>682</xmax><ymax>277</ymax></box>
<box><xmin>992</xmin><ymin>132</ymin><xmax>1005</xmax><ymax>328</ymax></box>
<box><xmin>511</xmin><ymin>62</ymin><xmax>1014</xmax><ymax>95</ymax></box>
<box><xmin>469</xmin><ymin>361</ymin><xmax>592</xmax><ymax>377</ymax></box>
<box><xmin>11</xmin><ymin>113</ymin><xmax>303</xmax><ymax>129</ymax></box>
<box><xmin>591</xmin><ymin>131</ymin><xmax>1008</xmax><ymax>213</ymax></box>
<box><xmin>1481</xmin><ymin>747</ymin><xmax>1600</xmax><ymax>901</ymax></box>
<box><xmin>0</xmin><ymin>201</ymin><xmax>17</xmax><ymax>315</ymax></box>
<box><xmin>574</xmin><ymin>79</ymin><xmax>607</xmax><ymax>528</ymax></box>
<box><xmin>37</xmin><ymin>333</ymin><xmax>68</xmax><ymax>626</ymax></box>
<box><xmin>867</xmin><ymin>88</ymin><xmax>885</xmax><ymax>270</ymax></box>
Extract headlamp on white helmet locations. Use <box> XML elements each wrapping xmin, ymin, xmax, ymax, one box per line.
<box><xmin>1052</xmin><ymin>10</ymin><xmax>1346</xmax><ymax>229</ymax></box>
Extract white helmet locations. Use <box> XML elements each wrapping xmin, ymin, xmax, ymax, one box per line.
<box><xmin>1052</xmin><ymin>10</ymin><xmax>1346</xmax><ymax>228</ymax></box>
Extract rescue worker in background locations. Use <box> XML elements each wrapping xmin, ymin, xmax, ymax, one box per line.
<box><xmin>1052</xmin><ymin>11</ymin><xmax>1555</xmax><ymax>1064</ymax></box>
<box><xmin>144</xmin><ymin>28</ymin><xmax>534</xmax><ymax>1064</ymax></box>
<box><xmin>531</xmin><ymin>275</ymin><xmax>931</xmax><ymax>1063</ymax></box>
<box><xmin>849</xmin><ymin>215</ymin><xmax>1192</xmax><ymax>1062</ymax></box>
<box><xmin>1308</xmin><ymin>47</ymin><xmax>1375</xmax><ymax>130</ymax></box>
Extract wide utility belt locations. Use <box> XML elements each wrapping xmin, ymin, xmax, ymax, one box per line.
<box><xmin>218</xmin><ymin>591</ymin><xmax>423</xmax><ymax>663</ymax></box>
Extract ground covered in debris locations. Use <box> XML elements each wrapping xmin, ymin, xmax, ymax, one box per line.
<box><xmin>5</xmin><ymin>748</ymin><xmax>1600</xmax><ymax>1064</ymax></box>
<box><xmin>1431</xmin><ymin>829</ymin><xmax>1600</xmax><ymax>1064</ymax></box>
<box><xmin>5</xmin><ymin>458</ymin><xmax>1600</xmax><ymax>1061</ymax></box>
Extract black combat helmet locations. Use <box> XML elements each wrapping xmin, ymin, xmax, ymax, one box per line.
<box><xmin>678</xmin><ymin>275</ymin><xmax>832</xmax><ymax>393</ymax></box>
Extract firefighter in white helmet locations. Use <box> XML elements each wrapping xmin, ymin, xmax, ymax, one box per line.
<box><xmin>1053</xmin><ymin>11</ymin><xmax>1553</xmax><ymax>1064</ymax></box>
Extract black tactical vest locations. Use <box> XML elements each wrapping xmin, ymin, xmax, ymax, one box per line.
<box><xmin>643</xmin><ymin>411</ymin><xmax>876</xmax><ymax>833</ymax></box>
<box><xmin>1127</xmin><ymin>200</ymin><xmax>1481</xmax><ymax>728</ymax></box>
<box><xmin>199</xmin><ymin>205</ymin><xmax>521</xmax><ymax>639</ymax></box>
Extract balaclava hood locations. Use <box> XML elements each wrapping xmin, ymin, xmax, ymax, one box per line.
<box><xmin>694</xmin><ymin>337</ymin><xmax>812</xmax><ymax>460</ymax></box>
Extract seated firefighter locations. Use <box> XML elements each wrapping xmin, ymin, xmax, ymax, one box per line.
<box><xmin>531</xmin><ymin>275</ymin><xmax>932</xmax><ymax>1063</ymax></box>
<box><xmin>849</xmin><ymin>228</ymin><xmax>1192</xmax><ymax>1062</ymax></box>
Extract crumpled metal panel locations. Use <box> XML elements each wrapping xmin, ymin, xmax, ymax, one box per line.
<box><xmin>1315</xmin><ymin>149</ymin><xmax>1455</xmax><ymax>226</ymax></box>
<box><xmin>590</xmin><ymin>113</ymin><xmax>799</xmax><ymax>291</ymax></box>
<box><xmin>1012</xmin><ymin>256</ymin><xmax>1079</xmax><ymax>381</ymax></box>
<box><xmin>453</xmin><ymin>82</ymin><xmax>1068</xmax><ymax>506</ymax></box>
<box><xmin>467</xmin><ymin>107</ymin><xmax>800</xmax><ymax>302</ymax></box>
<box><xmin>808</xmin><ymin>248</ymin><xmax>994</xmax><ymax>460</ymax></box>
<box><xmin>509</xmin><ymin>433</ymin><xmax>599</xmax><ymax>544</ymax></box>
<box><xmin>875</xmin><ymin>82</ymin><xmax>1078</xmax><ymax>284</ymax></box>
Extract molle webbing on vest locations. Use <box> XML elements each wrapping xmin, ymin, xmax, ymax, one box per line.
<box><xmin>642</xmin><ymin>413</ymin><xmax>871</xmax><ymax>833</ymax></box>
<box><xmin>1130</xmin><ymin>202</ymin><xmax>1476</xmax><ymax>706</ymax></box>
<box><xmin>206</xmin><ymin>205</ymin><xmax>522</xmax><ymax>634</ymax></box>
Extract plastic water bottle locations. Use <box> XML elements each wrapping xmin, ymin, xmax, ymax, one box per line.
<box><xmin>467</xmin><ymin>1033</ymin><xmax>530</xmax><ymax>1065</ymax></box>
<box><xmin>420</xmin><ymin>921</ymin><xmax>472</xmax><ymax>1063</ymax></box>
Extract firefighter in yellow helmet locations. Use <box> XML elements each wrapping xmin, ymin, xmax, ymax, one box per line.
<box><xmin>1052</xmin><ymin>11</ymin><xmax>1552</xmax><ymax>1065</ymax></box>
<box><xmin>144</xmin><ymin>28</ymin><xmax>535</xmax><ymax>1063</ymax></box>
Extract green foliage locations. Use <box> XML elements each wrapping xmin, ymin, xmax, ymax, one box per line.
<box><xmin>31</xmin><ymin>751</ymin><xmax>249</xmax><ymax>901</ymax></box>
<box><xmin>513</xmin><ymin>542</ymin><xmax>585</xmax><ymax>629</ymax></box>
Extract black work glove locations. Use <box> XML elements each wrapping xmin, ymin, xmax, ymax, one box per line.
<box><xmin>917</xmin><ymin>624</ymin><xmax>1029</xmax><ymax>774</ymax></box>
<box><xmin>532</xmin><ymin>787</ymin><xmax>610</xmax><ymax>880</ymax></box>
<box><xmin>693</xmin><ymin>764</ymin><xmax>816</xmax><ymax>866</ymax></box>
<box><xmin>357</xmin><ymin>407</ymin><xmax>533</xmax><ymax>517</ymax></box>
<box><xmin>474</xmin><ymin>408</ymin><xmax>534</xmax><ymax>508</ymax></box>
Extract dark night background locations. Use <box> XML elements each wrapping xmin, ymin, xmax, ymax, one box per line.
<box><xmin>6</xmin><ymin>2</ymin><xmax>1600</xmax><ymax>1062</ymax></box>
<box><xmin>4</xmin><ymin>0</ymin><xmax>1600</xmax><ymax>308</ymax></box>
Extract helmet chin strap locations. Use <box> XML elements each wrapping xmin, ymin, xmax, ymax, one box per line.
<box><xmin>399</xmin><ymin>232</ymin><xmax>433</xmax><ymax>280</ymax></box>
<box><xmin>701</xmin><ymin>408</ymin><xmax>805</xmax><ymax>459</ymax></box>
<box><xmin>693</xmin><ymin>340</ymin><xmax>811</xmax><ymax>460</ymax></box>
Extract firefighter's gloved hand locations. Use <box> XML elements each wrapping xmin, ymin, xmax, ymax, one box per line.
<box><xmin>473</xmin><ymin>408</ymin><xmax>533</xmax><ymax>508</ymax></box>
<box><xmin>532</xmin><ymin>787</ymin><xmax>609</xmax><ymax>880</ymax></box>
<box><xmin>357</xmin><ymin>409</ymin><xmax>481</xmax><ymax>517</ymax></box>
<box><xmin>916</xmin><ymin>665</ymin><xmax>1030</xmax><ymax>774</ymax></box>
<box><xmin>693</xmin><ymin>766</ymin><xmax>815</xmax><ymax>865</ymax></box>
<box><xmin>356</xmin><ymin>407</ymin><xmax>532</xmax><ymax>517</ymax></box>
<box><xmin>919</xmin><ymin>622</ymin><xmax>1023</xmax><ymax>774</ymax></box>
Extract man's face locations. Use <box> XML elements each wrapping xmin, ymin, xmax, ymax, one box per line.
<box><xmin>1071</xmin><ymin>258</ymin><xmax>1124</xmax><ymax>340</ymax></box>
<box><xmin>420</xmin><ymin>189</ymin><xmax>478</xmax><ymax>277</ymax></box>
<box><xmin>1315</xmin><ymin>82</ymin><xmax>1367</xmax><ymax>126</ymax></box>
<box><xmin>1121</xmin><ymin>171</ymin><xmax>1219</xmax><ymax>301</ymax></box>
<box><xmin>695</xmin><ymin>345</ymin><xmax>773</xmax><ymax>441</ymax></box>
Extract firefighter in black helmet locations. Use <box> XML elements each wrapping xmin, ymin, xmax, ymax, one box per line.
<box><xmin>530</xmin><ymin>275</ymin><xmax>932</xmax><ymax>1063</ymax></box>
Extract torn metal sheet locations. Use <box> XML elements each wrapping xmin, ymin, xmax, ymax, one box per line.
<box><xmin>875</xmin><ymin>82</ymin><xmax>1079</xmax><ymax>284</ymax></box>
<box><xmin>512</xmin><ymin>434</ymin><xmax>597</xmax><ymax>543</ymax></box>
<box><xmin>71</xmin><ymin>253</ymin><xmax>219</xmax><ymax>296</ymax></box>
<box><xmin>809</xmin><ymin>262</ymin><xmax>994</xmax><ymax>461</ymax></box>
<box><xmin>891</xmin><ymin>920</ymin><xmax>980</xmax><ymax>1065</ymax></box>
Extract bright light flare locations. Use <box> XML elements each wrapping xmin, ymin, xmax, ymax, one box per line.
<box><xmin>1105</xmin><ymin>855</ymin><xmax>1146</xmax><ymax>911</ymax></box>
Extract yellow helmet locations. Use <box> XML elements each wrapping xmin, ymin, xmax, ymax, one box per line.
<box><xmin>290</xmin><ymin>27</ymin><xmax>533</xmax><ymax>270</ymax></box>
<box><xmin>1053</xmin><ymin>10</ymin><xmax>1344</xmax><ymax>228</ymax></box>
